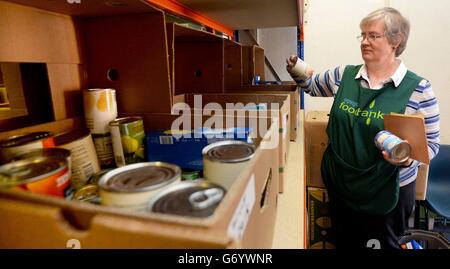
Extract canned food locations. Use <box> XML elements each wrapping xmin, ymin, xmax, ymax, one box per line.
<box><xmin>83</xmin><ymin>88</ymin><xmax>117</xmax><ymax>134</ymax></box>
<box><xmin>98</xmin><ymin>162</ymin><xmax>181</xmax><ymax>211</ymax></box>
<box><xmin>148</xmin><ymin>180</ymin><xmax>225</xmax><ymax>218</ymax></box>
<box><xmin>72</xmin><ymin>184</ymin><xmax>101</xmax><ymax>204</ymax></box>
<box><xmin>0</xmin><ymin>157</ymin><xmax>71</xmax><ymax>198</ymax></box>
<box><xmin>83</xmin><ymin>88</ymin><xmax>117</xmax><ymax>168</ymax></box>
<box><xmin>54</xmin><ymin>129</ymin><xmax>100</xmax><ymax>189</ymax></box>
<box><xmin>374</xmin><ymin>130</ymin><xmax>411</xmax><ymax>162</ymax></box>
<box><xmin>92</xmin><ymin>133</ymin><xmax>115</xmax><ymax>168</ymax></box>
<box><xmin>202</xmin><ymin>140</ymin><xmax>255</xmax><ymax>190</ymax></box>
<box><xmin>88</xmin><ymin>168</ymin><xmax>114</xmax><ymax>185</ymax></box>
<box><xmin>109</xmin><ymin>117</ymin><xmax>145</xmax><ymax>167</ymax></box>
<box><xmin>0</xmin><ymin>132</ymin><xmax>55</xmax><ymax>164</ymax></box>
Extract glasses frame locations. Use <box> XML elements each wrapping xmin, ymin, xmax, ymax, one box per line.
<box><xmin>357</xmin><ymin>33</ymin><xmax>385</xmax><ymax>43</ymax></box>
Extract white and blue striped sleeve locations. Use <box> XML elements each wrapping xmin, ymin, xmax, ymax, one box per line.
<box><xmin>292</xmin><ymin>65</ymin><xmax>346</xmax><ymax>97</ymax></box>
<box><xmin>406</xmin><ymin>79</ymin><xmax>440</xmax><ymax>161</ymax></box>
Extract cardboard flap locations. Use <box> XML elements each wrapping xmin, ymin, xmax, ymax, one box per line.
<box><xmin>384</xmin><ymin>113</ymin><xmax>429</xmax><ymax>164</ymax></box>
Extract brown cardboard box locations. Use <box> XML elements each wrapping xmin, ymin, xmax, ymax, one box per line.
<box><xmin>0</xmin><ymin>114</ymin><xmax>279</xmax><ymax>248</ymax></box>
<box><xmin>174</xmin><ymin>93</ymin><xmax>290</xmax><ymax>193</ymax></box>
<box><xmin>306</xmin><ymin>187</ymin><xmax>335</xmax><ymax>249</ymax></box>
<box><xmin>242</xmin><ymin>45</ymin><xmax>265</xmax><ymax>85</ymax></box>
<box><xmin>304</xmin><ymin>111</ymin><xmax>329</xmax><ymax>188</ymax></box>
<box><xmin>227</xmin><ymin>83</ymin><xmax>300</xmax><ymax>141</ymax></box>
<box><xmin>0</xmin><ymin>1</ymin><xmax>279</xmax><ymax>249</ymax></box>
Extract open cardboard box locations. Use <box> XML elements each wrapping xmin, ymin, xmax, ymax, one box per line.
<box><xmin>242</xmin><ymin>45</ymin><xmax>265</xmax><ymax>85</ymax></box>
<box><xmin>0</xmin><ymin>0</ymin><xmax>280</xmax><ymax>248</ymax></box>
<box><xmin>227</xmin><ymin>83</ymin><xmax>300</xmax><ymax>141</ymax></box>
<box><xmin>174</xmin><ymin>93</ymin><xmax>290</xmax><ymax>193</ymax></box>
<box><xmin>0</xmin><ymin>113</ymin><xmax>279</xmax><ymax>248</ymax></box>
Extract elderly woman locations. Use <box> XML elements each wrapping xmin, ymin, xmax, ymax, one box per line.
<box><xmin>287</xmin><ymin>7</ymin><xmax>440</xmax><ymax>249</ymax></box>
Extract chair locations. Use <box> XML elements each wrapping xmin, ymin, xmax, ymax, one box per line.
<box><xmin>425</xmin><ymin>144</ymin><xmax>450</xmax><ymax>225</ymax></box>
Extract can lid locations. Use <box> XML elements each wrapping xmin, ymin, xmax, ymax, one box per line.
<box><xmin>392</xmin><ymin>142</ymin><xmax>411</xmax><ymax>162</ymax></box>
<box><xmin>54</xmin><ymin>129</ymin><xmax>91</xmax><ymax>146</ymax></box>
<box><xmin>148</xmin><ymin>180</ymin><xmax>225</xmax><ymax>218</ymax></box>
<box><xmin>0</xmin><ymin>132</ymin><xmax>53</xmax><ymax>148</ymax></box>
<box><xmin>73</xmin><ymin>184</ymin><xmax>100</xmax><ymax>203</ymax></box>
<box><xmin>109</xmin><ymin>117</ymin><xmax>143</xmax><ymax>126</ymax></box>
<box><xmin>202</xmin><ymin>140</ymin><xmax>255</xmax><ymax>163</ymax></box>
<box><xmin>0</xmin><ymin>157</ymin><xmax>67</xmax><ymax>187</ymax></box>
<box><xmin>98</xmin><ymin>162</ymin><xmax>181</xmax><ymax>193</ymax></box>
<box><xmin>84</xmin><ymin>88</ymin><xmax>116</xmax><ymax>93</ymax></box>
<box><xmin>13</xmin><ymin>148</ymin><xmax>71</xmax><ymax>161</ymax></box>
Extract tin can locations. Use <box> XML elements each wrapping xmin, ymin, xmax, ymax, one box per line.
<box><xmin>202</xmin><ymin>140</ymin><xmax>255</xmax><ymax>190</ymax></box>
<box><xmin>98</xmin><ymin>162</ymin><xmax>181</xmax><ymax>211</ymax></box>
<box><xmin>88</xmin><ymin>168</ymin><xmax>114</xmax><ymax>186</ymax></box>
<box><xmin>109</xmin><ymin>117</ymin><xmax>145</xmax><ymax>167</ymax></box>
<box><xmin>374</xmin><ymin>130</ymin><xmax>411</xmax><ymax>162</ymax></box>
<box><xmin>83</xmin><ymin>89</ymin><xmax>117</xmax><ymax>168</ymax></box>
<box><xmin>83</xmin><ymin>88</ymin><xmax>117</xmax><ymax>134</ymax></box>
<box><xmin>54</xmin><ymin>129</ymin><xmax>100</xmax><ymax>189</ymax></box>
<box><xmin>91</xmin><ymin>133</ymin><xmax>115</xmax><ymax>168</ymax></box>
<box><xmin>0</xmin><ymin>157</ymin><xmax>71</xmax><ymax>198</ymax></box>
<box><xmin>0</xmin><ymin>132</ymin><xmax>55</xmax><ymax>164</ymax></box>
<box><xmin>72</xmin><ymin>184</ymin><xmax>101</xmax><ymax>204</ymax></box>
<box><xmin>148</xmin><ymin>180</ymin><xmax>225</xmax><ymax>218</ymax></box>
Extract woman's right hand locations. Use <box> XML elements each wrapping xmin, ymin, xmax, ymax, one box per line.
<box><xmin>286</xmin><ymin>54</ymin><xmax>314</xmax><ymax>81</ymax></box>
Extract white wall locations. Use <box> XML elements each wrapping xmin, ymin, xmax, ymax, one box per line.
<box><xmin>303</xmin><ymin>0</ymin><xmax>450</xmax><ymax>144</ymax></box>
<box><xmin>258</xmin><ymin>27</ymin><xmax>298</xmax><ymax>81</ymax></box>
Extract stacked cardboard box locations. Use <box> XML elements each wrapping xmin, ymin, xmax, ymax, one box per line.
<box><xmin>0</xmin><ymin>0</ymin><xmax>281</xmax><ymax>248</ymax></box>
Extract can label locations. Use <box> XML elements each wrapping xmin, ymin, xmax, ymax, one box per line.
<box><xmin>21</xmin><ymin>165</ymin><xmax>71</xmax><ymax>198</ymax></box>
<box><xmin>92</xmin><ymin>133</ymin><xmax>115</xmax><ymax>168</ymax></box>
<box><xmin>83</xmin><ymin>89</ymin><xmax>117</xmax><ymax>134</ymax></box>
<box><xmin>59</xmin><ymin>134</ymin><xmax>101</xmax><ymax>189</ymax></box>
<box><xmin>110</xmin><ymin>118</ymin><xmax>145</xmax><ymax>167</ymax></box>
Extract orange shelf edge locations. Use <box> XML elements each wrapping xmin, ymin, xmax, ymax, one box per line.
<box><xmin>146</xmin><ymin>0</ymin><xmax>235</xmax><ymax>38</ymax></box>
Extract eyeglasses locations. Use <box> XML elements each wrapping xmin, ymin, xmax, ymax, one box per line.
<box><xmin>357</xmin><ymin>33</ymin><xmax>385</xmax><ymax>42</ymax></box>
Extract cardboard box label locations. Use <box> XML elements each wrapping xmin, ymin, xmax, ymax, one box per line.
<box><xmin>227</xmin><ymin>174</ymin><xmax>256</xmax><ymax>241</ymax></box>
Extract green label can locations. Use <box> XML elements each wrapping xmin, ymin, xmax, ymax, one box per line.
<box><xmin>110</xmin><ymin>117</ymin><xmax>145</xmax><ymax>167</ymax></box>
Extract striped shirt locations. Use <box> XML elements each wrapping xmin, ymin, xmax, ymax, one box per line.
<box><xmin>292</xmin><ymin>62</ymin><xmax>440</xmax><ymax>187</ymax></box>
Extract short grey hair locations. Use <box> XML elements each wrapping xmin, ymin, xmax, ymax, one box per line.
<box><xmin>360</xmin><ymin>7</ymin><xmax>410</xmax><ymax>57</ymax></box>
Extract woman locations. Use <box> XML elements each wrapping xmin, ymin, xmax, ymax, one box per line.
<box><xmin>287</xmin><ymin>7</ymin><xmax>440</xmax><ymax>249</ymax></box>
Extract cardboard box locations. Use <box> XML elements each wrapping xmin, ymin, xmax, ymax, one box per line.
<box><xmin>304</xmin><ymin>111</ymin><xmax>329</xmax><ymax>188</ymax></box>
<box><xmin>0</xmin><ymin>113</ymin><xmax>279</xmax><ymax>248</ymax></box>
<box><xmin>174</xmin><ymin>93</ymin><xmax>290</xmax><ymax>193</ymax></box>
<box><xmin>307</xmin><ymin>187</ymin><xmax>335</xmax><ymax>249</ymax></box>
<box><xmin>145</xmin><ymin>127</ymin><xmax>253</xmax><ymax>170</ymax></box>
<box><xmin>227</xmin><ymin>83</ymin><xmax>300</xmax><ymax>141</ymax></box>
<box><xmin>0</xmin><ymin>1</ymin><xmax>279</xmax><ymax>249</ymax></box>
<box><xmin>242</xmin><ymin>45</ymin><xmax>265</xmax><ymax>85</ymax></box>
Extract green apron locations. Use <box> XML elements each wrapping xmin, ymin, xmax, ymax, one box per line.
<box><xmin>321</xmin><ymin>65</ymin><xmax>422</xmax><ymax>215</ymax></box>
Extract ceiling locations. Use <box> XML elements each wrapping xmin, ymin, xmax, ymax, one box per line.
<box><xmin>177</xmin><ymin>0</ymin><xmax>300</xmax><ymax>30</ymax></box>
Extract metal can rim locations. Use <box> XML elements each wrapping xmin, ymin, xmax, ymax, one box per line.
<box><xmin>98</xmin><ymin>162</ymin><xmax>181</xmax><ymax>193</ymax></box>
<box><xmin>0</xmin><ymin>157</ymin><xmax>68</xmax><ymax>187</ymax></box>
<box><xmin>147</xmin><ymin>179</ymin><xmax>224</xmax><ymax>212</ymax></box>
<box><xmin>54</xmin><ymin>129</ymin><xmax>91</xmax><ymax>146</ymax></box>
<box><xmin>109</xmin><ymin>116</ymin><xmax>143</xmax><ymax>126</ymax></box>
<box><xmin>0</xmin><ymin>132</ymin><xmax>53</xmax><ymax>148</ymax></box>
<box><xmin>202</xmin><ymin>140</ymin><xmax>255</xmax><ymax>163</ymax></box>
<box><xmin>12</xmin><ymin>147</ymin><xmax>71</xmax><ymax>162</ymax></box>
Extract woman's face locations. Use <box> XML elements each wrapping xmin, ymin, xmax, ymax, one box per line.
<box><xmin>360</xmin><ymin>19</ymin><xmax>396</xmax><ymax>64</ymax></box>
